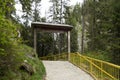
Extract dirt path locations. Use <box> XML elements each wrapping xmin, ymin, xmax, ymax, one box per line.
<box><xmin>43</xmin><ymin>61</ymin><xmax>94</xmax><ymax>80</ymax></box>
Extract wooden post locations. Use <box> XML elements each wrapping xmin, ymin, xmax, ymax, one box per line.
<box><xmin>67</xmin><ymin>31</ymin><xmax>70</xmax><ymax>61</ymax></box>
<box><xmin>34</xmin><ymin>28</ymin><xmax>37</xmax><ymax>53</ymax></box>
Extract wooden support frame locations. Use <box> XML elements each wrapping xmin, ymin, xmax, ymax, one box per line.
<box><xmin>32</xmin><ymin>22</ymin><xmax>73</xmax><ymax>60</ymax></box>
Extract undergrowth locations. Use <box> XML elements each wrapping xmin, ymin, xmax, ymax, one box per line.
<box><xmin>0</xmin><ymin>44</ymin><xmax>46</xmax><ymax>80</ymax></box>
<box><xmin>84</xmin><ymin>50</ymin><xmax>111</xmax><ymax>62</ymax></box>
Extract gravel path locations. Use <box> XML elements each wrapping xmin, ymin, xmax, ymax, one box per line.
<box><xmin>43</xmin><ymin>61</ymin><xmax>94</xmax><ymax>80</ymax></box>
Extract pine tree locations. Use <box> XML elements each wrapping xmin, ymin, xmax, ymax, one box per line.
<box><xmin>33</xmin><ymin>0</ymin><xmax>41</xmax><ymax>22</ymax></box>
<box><xmin>110</xmin><ymin>0</ymin><xmax>120</xmax><ymax>65</ymax></box>
<box><xmin>48</xmin><ymin>0</ymin><xmax>71</xmax><ymax>54</ymax></box>
<box><xmin>64</xmin><ymin>3</ymin><xmax>81</xmax><ymax>52</ymax></box>
<box><xmin>20</xmin><ymin>0</ymin><xmax>41</xmax><ymax>47</ymax></box>
<box><xmin>83</xmin><ymin>0</ymin><xmax>113</xmax><ymax>51</ymax></box>
<box><xmin>82</xmin><ymin>0</ymin><xmax>120</xmax><ymax>65</ymax></box>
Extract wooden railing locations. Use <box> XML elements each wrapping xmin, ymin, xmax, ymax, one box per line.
<box><xmin>40</xmin><ymin>52</ymin><xmax>120</xmax><ymax>80</ymax></box>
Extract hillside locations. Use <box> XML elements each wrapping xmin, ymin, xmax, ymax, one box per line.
<box><xmin>0</xmin><ymin>44</ymin><xmax>46</xmax><ymax>80</ymax></box>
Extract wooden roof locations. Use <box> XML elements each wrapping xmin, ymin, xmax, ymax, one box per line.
<box><xmin>31</xmin><ymin>22</ymin><xmax>73</xmax><ymax>32</ymax></box>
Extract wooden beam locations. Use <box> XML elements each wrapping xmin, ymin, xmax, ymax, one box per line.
<box><xmin>34</xmin><ymin>29</ymin><xmax>37</xmax><ymax>53</ymax></box>
<box><xmin>31</xmin><ymin>22</ymin><xmax>73</xmax><ymax>32</ymax></box>
<box><xmin>67</xmin><ymin>31</ymin><xmax>70</xmax><ymax>61</ymax></box>
<box><xmin>39</xmin><ymin>29</ymin><xmax>65</xmax><ymax>33</ymax></box>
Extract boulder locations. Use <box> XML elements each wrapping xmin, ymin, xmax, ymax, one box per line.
<box><xmin>20</xmin><ymin>62</ymin><xmax>36</xmax><ymax>75</ymax></box>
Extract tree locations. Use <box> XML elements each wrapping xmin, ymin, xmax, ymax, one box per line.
<box><xmin>37</xmin><ymin>32</ymin><xmax>54</xmax><ymax>56</ymax></box>
<box><xmin>110</xmin><ymin>0</ymin><xmax>120</xmax><ymax>65</ymax></box>
<box><xmin>64</xmin><ymin>3</ymin><xmax>81</xmax><ymax>52</ymax></box>
<box><xmin>82</xmin><ymin>0</ymin><xmax>120</xmax><ymax>65</ymax></box>
<box><xmin>0</xmin><ymin>16</ymin><xmax>19</xmax><ymax>55</ymax></box>
<box><xmin>83</xmin><ymin>0</ymin><xmax>113</xmax><ymax>51</ymax></box>
<box><xmin>19</xmin><ymin>0</ymin><xmax>41</xmax><ymax>48</ymax></box>
<box><xmin>33</xmin><ymin>0</ymin><xmax>41</xmax><ymax>22</ymax></box>
<box><xmin>49</xmin><ymin>0</ymin><xmax>69</xmax><ymax>23</ymax></box>
<box><xmin>0</xmin><ymin>0</ymin><xmax>15</xmax><ymax>19</ymax></box>
<box><xmin>48</xmin><ymin>0</ymin><xmax>71</xmax><ymax>54</ymax></box>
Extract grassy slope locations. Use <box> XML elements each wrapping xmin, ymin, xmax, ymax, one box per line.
<box><xmin>0</xmin><ymin>44</ymin><xmax>46</xmax><ymax>80</ymax></box>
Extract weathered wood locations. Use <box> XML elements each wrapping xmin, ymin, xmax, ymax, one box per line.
<box><xmin>67</xmin><ymin>31</ymin><xmax>70</xmax><ymax>61</ymax></box>
<box><xmin>34</xmin><ymin>29</ymin><xmax>37</xmax><ymax>53</ymax></box>
<box><xmin>32</xmin><ymin>22</ymin><xmax>73</xmax><ymax>58</ymax></box>
<box><xmin>31</xmin><ymin>22</ymin><xmax>73</xmax><ymax>32</ymax></box>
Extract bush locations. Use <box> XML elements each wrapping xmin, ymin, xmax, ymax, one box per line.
<box><xmin>17</xmin><ymin>44</ymin><xmax>46</xmax><ymax>80</ymax></box>
<box><xmin>0</xmin><ymin>16</ymin><xmax>46</xmax><ymax>80</ymax></box>
<box><xmin>84</xmin><ymin>50</ymin><xmax>111</xmax><ymax>62</ymax></box>
<box><xmin>0</xmin><ymin>16</ymin><xmax>19</xmax><ymax>55</ymax></box>
<box><xmin>0</xmin><ymin>44</ymin><xmax>46</xmax><ymax>80</ymax></box>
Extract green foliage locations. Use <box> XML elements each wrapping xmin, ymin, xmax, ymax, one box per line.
<box><xmin>37</xmin><ymin>32</ymin><xmax>54</xmax><ymax>56</ymax></box>
<box><xmin>65</xmin><ymin>4</ymin><xmax>81</xmax><ymax>52</ymax></box>
<box><xmin>0</xmin><ymin>16</ymin><xmax>19</xmax><ymax>55</ymax></box>
<box><xmin>0</xmin><ymin>44</ymin><xmax>46</xmax><ymax>80</ymax></box>
<box><xmin>110</xmin><ymin>0</ymin><xmax>120</xmax><ymax>65</ymax></box>
<box><xmin>0</xmin><ymin>15</ymin><xmax>45</xmax><ymax>79</ymax></box>
<box><xmin>0</xmin><ymin>0</ymin><xmax>46</xmax><ymax>79</ymax></box>
<box><xmin>19</xmin><ymin>0</ymin><xmax>33</xmax><ymax>13</ymax></box>
<box><xmin>49</xmin><ymin>0</ymin><xmax>70</xmax><ymax>23</ymax></box>
<box><xmin>83</xmin><ymin>0</ymin><xmax>120</xmax><ymax>65</ymax></box>
<box><xmin>17</xmin><ymin>44</ymin><xmax>46</xmax><ymax>80</ymax></box>
<box><xmin>0</xmin><ymin>0</ymin><xmax>15</xmax><ymax>18</ymax></box>
<box><xmin>19</xmin><ymin>0</ymin><xmax>34</xmax><ymax>26</ymax></box>
<box><xmin>47</xmin><ymin>0</ymin><xmax>71</xmax><ymax>54</ymax></box>
<box><xmin>19</xmin><ymin>0</ymin><xmax>42</xmax><ymax>49</ymax></box>
<box><xmin>21</xmin><ymin>26</ymin><xmax>33</xmax><ymax>47</ymax></box>
<box><xmin>84</xmin><ymin>51</ymin><xmax>111</xmax><ymax>62</ymax></box>
<box><xmin>33</xmin><ymin>0</ymin><xmax>41</xmax><ymax>22</ymax></box>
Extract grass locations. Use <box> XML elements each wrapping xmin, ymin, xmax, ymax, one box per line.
<box><xmin>0</xmin><ymin>44</ymin><xmax>46</xmax><ymax>80</ymax></box>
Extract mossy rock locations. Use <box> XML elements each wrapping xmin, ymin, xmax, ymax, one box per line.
<box><xmin>20</xmin><ymin>62</ymin><xmax>36</xmax><ymax>75</ymax></box>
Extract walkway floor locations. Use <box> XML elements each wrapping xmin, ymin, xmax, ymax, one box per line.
<box><xmin>43</xmin><ymin>61</ymin><xmax>94</xmax><ymax>80</ymax></box>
